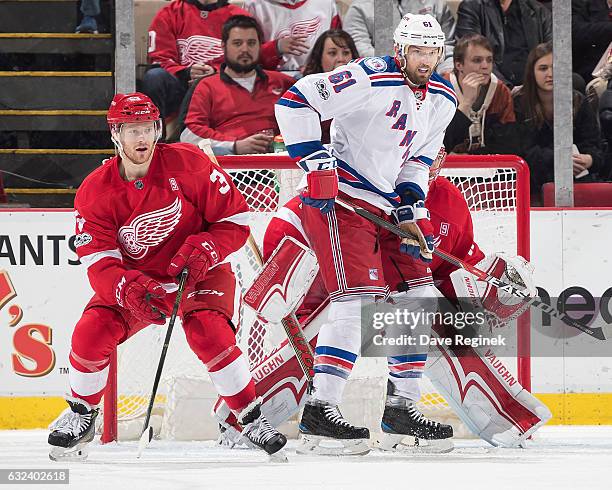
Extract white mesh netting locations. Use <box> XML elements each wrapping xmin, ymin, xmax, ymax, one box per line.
<box><xmin>104</xmin><ymin>159</ymin><xmax>526</xmax><ymax>440</ymax></box>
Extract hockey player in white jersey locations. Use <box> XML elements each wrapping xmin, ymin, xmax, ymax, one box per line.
<box><xmin>275</xmin><ymin>14</ymin><xmax>457</xmax><ymax>454</ymax></box>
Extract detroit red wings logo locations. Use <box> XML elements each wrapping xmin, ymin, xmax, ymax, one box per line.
<box><xmin>177</xmin><ymin>35</ymin><xmax>224</xmax><ymax>64</ymax></box>
<box><xmin>118</xmin><ymin>197</ymin><xmax>182</xmax><ymax>259</ymax></box>
<box><xmin>278</xmin><ymin>17</ymin><xmax>322</xmax><ymax>40</ymax></box>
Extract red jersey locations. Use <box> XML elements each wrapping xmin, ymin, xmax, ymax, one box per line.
<box><xmin>262</xmin><ymin>176</ymin><xmax>485</xmax><ymax>308</ymax></box>
<box><xmin>184</xmin><ymin>67</ymin><xmax>295</xmax><ymax>142</ymax></box>
<box><xmin>74</xmin><ymin>143</ymin><xmax>250</xmax><ymax>306</ymax></box>
<box><xmin>427</xmin><ymin>176</ymin><xmax>484</xmax><ymax>299</ymax></box>
<box><xmin>148</xmin><ymin>0</ymin><xmax>280</xmax><ymax>76</ymax></box>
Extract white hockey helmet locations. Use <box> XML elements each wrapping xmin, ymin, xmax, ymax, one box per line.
<box><xmin>393</xmin><ymin>13</ymin><xmax>446</xmax><ymax>67</ymax></box>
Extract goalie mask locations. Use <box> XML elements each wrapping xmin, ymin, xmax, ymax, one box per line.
<box><xmin>393</xmin><ymin>13</ymin><xmax>445</xmax><ymax>85</ymax></box>
<box><xmin>107</xmin><ymin>92</ymin><xmax>162</xmax><ymax>152</ymax></box>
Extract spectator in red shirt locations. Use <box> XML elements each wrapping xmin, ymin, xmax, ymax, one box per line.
<box><xmin>180</xmin><ymin>15</ymin><xmax>295</xmax><ymax>155</ymax></box>
<box><xmin>142</xmin><ymin>0</ymin><xmax>297</xmax><ymax>120</ymax></box>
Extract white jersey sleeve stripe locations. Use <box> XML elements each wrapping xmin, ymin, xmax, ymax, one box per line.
<box><xmin>79</xmin><ymin>249</ymin><xmax>122</xmax><ymax>269</ymax></box>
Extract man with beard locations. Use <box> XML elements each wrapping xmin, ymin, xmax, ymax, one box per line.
<box><xmin>180</xmin><ymin>15</ymin><xmax>295</xmax><ymax>155</ymax></box>
<box><xmin>274</xmin><ymin>14</ymin><xmax>457</xmax><ymax>455</ymax></box>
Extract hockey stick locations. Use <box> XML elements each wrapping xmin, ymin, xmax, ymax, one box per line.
<box><xmin>137</xmin><ymin>268</ymin><xmax>189</xmax><ymax>458</ymax></box>
<box><xmin>335</xmin><ymin>197</ymin><xmax>606</xmax><ymax>341</ymax></box>
<box><xmin>198</xmin><ymin>139</ymin><xmax>314</xmax><ymax>379</ymax></box>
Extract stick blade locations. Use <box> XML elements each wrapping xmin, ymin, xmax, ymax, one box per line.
<box><xmin>136</xmin><ymin>425</ymin><xmax>153</xmax><ymax>458</ymax></box>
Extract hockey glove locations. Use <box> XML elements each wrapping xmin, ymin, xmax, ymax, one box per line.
<box><xmin>167</xmin><ymin>233</ymin><xmax>220</xmax><ymax>288</ymax></box>
<box><xmin>115</xmin><ymin>270</ymin><xmax>168</xmax><ymax>324</ymax></box>
<box><xmin>480</xmin><ymin>253</ymin><xmax>537</xmax><ymax>325</ymax></box>
<box><xmin>393</xmin><ymin>201</ymin><xmax>435</xmax><ymax>263</ymax></box>
<box><xmin>297</xmin><ymin>149</ymin><xmax>338</xmax><ymax>215</ymax></box>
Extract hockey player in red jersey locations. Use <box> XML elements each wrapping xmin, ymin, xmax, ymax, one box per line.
<box><xmin>214</xmin><ymin>148</ymin><xmax>551</xmax><ymax>452</ymax></box>
<box><xmin>47</xmin><ymin>93</ymin><xmax>286</xmax><ymax>461</ymax></box>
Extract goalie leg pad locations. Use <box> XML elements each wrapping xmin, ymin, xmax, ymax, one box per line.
<box><xmin>212</xmin><ymin>302</ymin><xmax>331</xmax><ymax>443</ymax></box>
<box><xmin>244</xmin><ymin>236</ymin><xmax>319</xmax><ymax>323</ymax></box>
<box><xmin>426</xmin><ymin>325</ymin><xmax>551</xmax><ymax>447</ymax></box>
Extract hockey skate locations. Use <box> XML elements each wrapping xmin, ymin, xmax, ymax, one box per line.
<box><xmin>297</xmin><ymin>400</ymin><xmax>371</xmax><ymax>456</ymax></box>
<box><xmin>48</xmin><ymin>397</ymin><xmax>99</xmax><ymax>462</ymax></box>
<box><xmin>376</xmin><ymin>394</ymin><xmax>454</xmax><ymax>454</ymax></box>
<box><xmin>238</xmin><ymin>399</ymin><xmax>288</xmax><ymax>460</ymax></box>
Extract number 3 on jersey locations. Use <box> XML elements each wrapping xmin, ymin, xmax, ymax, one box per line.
<box><xmin>210</xmin><ymin>168</ymin><xmax>230</xmax><ymax>194</ymax></box>
<box><xmin>328</xmin><ymin>71</ymin><xmax>356</xmax><ymax>94</ymax></box>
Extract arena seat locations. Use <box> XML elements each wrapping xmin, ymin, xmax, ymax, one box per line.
<box><xmin>542</xmin><ymin>182</ymin><xmax>612</xmax><ymax>207</ymax></box>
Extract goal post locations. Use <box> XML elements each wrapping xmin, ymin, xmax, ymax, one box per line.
<box><xmin>101</xmin><ymin>154</ymin><xmax>531</xmax><ymax>443</ymax></box>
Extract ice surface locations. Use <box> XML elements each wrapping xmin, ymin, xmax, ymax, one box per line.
<box><xmin>1</xmin><ymin>426</ymin><xmax>611</xmax><ymax>490</ymax></box>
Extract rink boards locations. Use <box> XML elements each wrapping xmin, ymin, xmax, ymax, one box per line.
<box><xmin>1</xmin><ymin>208</ymin><xmax>612</xmax><ymax>428</ymax></box>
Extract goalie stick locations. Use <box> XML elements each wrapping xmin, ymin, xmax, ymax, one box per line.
<box><xmin>137</xmin><ymin>268</ymin><xmax>189</xmax><ymax>458</ymax></box>
<box><xmin>198</xmin><ymin>139</ymin><xmax>315</xmax><ymax>380</ymax></box>
<box><xmin>335</xmin><ymin>197</ymin><xmax>606</xmax><ymax>341</ymax></box>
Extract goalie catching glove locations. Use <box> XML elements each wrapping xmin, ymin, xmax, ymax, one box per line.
<box><xmin>450</xmin><ymin>252</ymin><xmax>537</xmax><ymax>328</ymax></box>
<box><xmin>297</xmin><ymin>149</ymin><xmax>338</xmax><ymax>215</ymax></box>
<box><xmin>115</xmin><ymin>270</ymin><xmax>168</xmax><ymax>324</ymax></box>
<box><xmin>167</xmin><ymin>233</ymin><xmax>220</xmax><ymax>288</ymax></box>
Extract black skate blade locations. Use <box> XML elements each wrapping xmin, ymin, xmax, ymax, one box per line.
<box><xmin>376</xmin><ymin>433</ymin><xmax>454</xmax><ymax>454</ymax></box>
<box><xmin>136</xmin><ymin>425</ymin><xmax>154</xmax><ymax>458</ymax></box>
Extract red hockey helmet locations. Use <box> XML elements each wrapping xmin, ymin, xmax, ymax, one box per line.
<box><xmin>107</xmin><ymin>92</ymin><xmax>160</xmax><ymax>126</ymax></box>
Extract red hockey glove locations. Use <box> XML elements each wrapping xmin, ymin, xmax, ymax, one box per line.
<box><xmin>297</xmin><ymin>150</ymin><xmax>338</xmax><ymax>214</ymax></box>
<box><xmin>167</xmin><ymin>233</ymin><xmax>220</xmax><ymax>288</ymax></box>
<box><xmin>115</xmin><ymin>270</ymin><xmax>168</xmax><ymax>325</ymax></box>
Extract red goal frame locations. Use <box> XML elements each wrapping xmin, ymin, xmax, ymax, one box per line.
<box><xmin>102</xmin><ymin>154</ymin><xmax>530</xmax><ymax>443</ymax></box>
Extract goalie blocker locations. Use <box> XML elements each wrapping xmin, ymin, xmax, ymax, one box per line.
<box><xmin>215</xmin><ymin>235</ymin><xmax>550</xmax><ymax>448</ymax></box>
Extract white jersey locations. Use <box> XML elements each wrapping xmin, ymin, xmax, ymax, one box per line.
<box><xmin>275</xmin><ymin>56</ymin><xmax>457</xmax><ymax>211</ymax></box>
<box><xmin>243</xmin><ymin>0</ymin><xmax>340</xmax><ymax>72</ymax></box>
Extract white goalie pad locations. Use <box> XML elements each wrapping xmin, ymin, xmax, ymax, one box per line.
<box><xmin>213</xmin><ymin>302</ymin><xmax>330</xmax><ymax>434</ymax></box>
<box><xmin>244</xmin><ymin>236</ymin><xmax>319</xmax><ymax>323</ymax></box>
<box><xmin>426</xmin><ymin>323</ymin><xmax>551</xmax><ymax>447</ymax></box>
<box><xmin>450</xmin><ymin>252</ymin><xmax>537</xmax><ymax>328</ymax></box>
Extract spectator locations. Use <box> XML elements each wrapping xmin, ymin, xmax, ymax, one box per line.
<box><xmin>344</xmin><ymin>0</ymin><xmax>455</xmax><ymax>73</ymax></box>
<box><xmin>243</xmin><ymin>0</ymin><xmax>341</xmax><ymax>75</ymax></box>
<box><xmin>141</xmin><ymin>0</ymin><xmax>284</xmax><ymax>120</ymax></box>
<box><xmin>302</xmin><ymin>29</ymin><xmax>359</xmax><ymax>143</ymax></box>
<box><xmin>76</xmin><ymin>0</ymin><xmax>101</xmax><ymax>33</ymax></box>
<box><xmin>456</xmin><ymin>0</ymin><xmax>552</xmax><ymax>88</ymax></box>
<box><xmin>303</xmin><ymin>29</ymin><xmax>358</xmax><ymax>76</ymax></box>
<box><xmin>572</xmin><ymin>0</ymin><xmax>612</xmax><ymax>84</ymax></box>
<box><xmin>599</xmin><ymin>79</ymin><xmax>612</xmax><ymax>180</ymax></box>
<box><xmin>180</xmin><ymin>15</ymin><xmax>295</xmax><ymax>155</ymax></box>
<box><xmin>442</xmin><ymin>34</ymin><xmax>518</xmax><ymax>154</ymax></box>
<box><xmin>513</xmin><ymin>42</ymin><xmax>607</xmax><ymax>203</ymax></box>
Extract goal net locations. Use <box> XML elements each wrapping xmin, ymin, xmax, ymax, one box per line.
<box><xmin>101</xmin><ymin>154</ymin><xmax>530</xmax><ymax>442</ymax></box>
